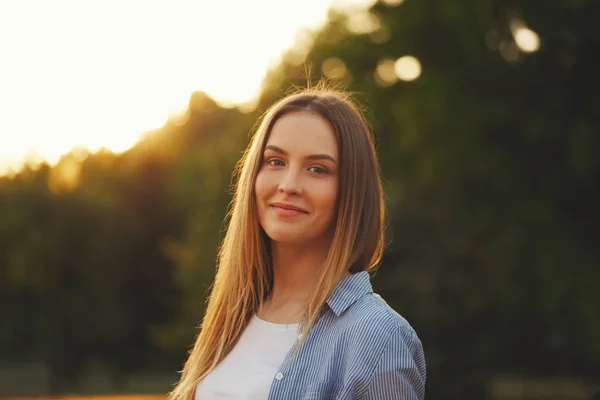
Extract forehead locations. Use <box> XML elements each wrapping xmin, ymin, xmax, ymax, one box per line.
<box><xmin>266</xmin><ymin>111</ymin><xmax>338</xmax><ymax>156</ymax></box>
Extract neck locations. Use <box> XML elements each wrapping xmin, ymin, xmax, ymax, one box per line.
<box><xmin>268</xmin><ymin>240</ymin><xmax>329</xmax><ymax>304</ymax></box>
<box><xmin>258</xmin><ymin>239</ymin><xmax>352</xmax><ymax>324</ymax></box>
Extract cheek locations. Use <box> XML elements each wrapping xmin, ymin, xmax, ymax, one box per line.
<box><xmin>254</xmin><ymin>174</ymin><xmax>268</xmax><ymax>224</ymax></box>
<box><xmin>254</xmin><ymin>172</ymin><xmax>268</xmax><ymax>200</ymax></box>
<box><xmin>317</xmin><ymin>181</ymin><xmax>339</xmax><ymax>219</ymax></box>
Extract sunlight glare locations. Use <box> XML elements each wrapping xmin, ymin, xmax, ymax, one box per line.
<box><xmin>48</xmin><ymin>157</ymin><xmax>81</xmax><ymax>194</ymax></box>
<box><xmin>0</xmin><ymin>0</ymin><xmax>372</xmax><ymax>176</ymax></box>
<box><xmin>381</xmin><ymin>0</ymin><xmax>405</xmax><ymax>7</ymax></box>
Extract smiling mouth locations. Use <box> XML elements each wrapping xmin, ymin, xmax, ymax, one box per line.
<box><xmin>271</xmin><ymin>203</ymin><xmax>308</xmax><ymax>213</ymax></box>
<box><xmin>270</xmin><ymin>203</ymin><xmax>308</xmax><ymax>217</ymax></box>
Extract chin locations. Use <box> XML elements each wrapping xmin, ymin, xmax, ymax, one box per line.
<box><xmin>263</xmin><ymin>229</ymin><xmax>307</xmax><ymax>243</ymax></box>
<box><xmin>263</xmin><ymin>226</ymin><xmax>333</xmax><ymax>247</ymax></box>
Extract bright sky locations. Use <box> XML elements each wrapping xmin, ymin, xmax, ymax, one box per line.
<box><xmin>0</xmin><ymin>0</ymin><xmax>374</xmax><ymax>175</ymax></box>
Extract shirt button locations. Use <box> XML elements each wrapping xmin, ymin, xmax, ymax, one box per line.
<box><xmin>297</xmin><ymin>333</ymin><xmax>304</xmax><ymax>340</ymax></box>
<box><xmin>275</xmin><ymin>372</ymin><xmax>283</xmax><ymax>380</ymax></box>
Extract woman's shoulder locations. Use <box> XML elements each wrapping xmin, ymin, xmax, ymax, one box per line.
<box><xmin>322</xmin><ymin>271</ymin><xmax>420</xmax><ymax>348</ymax></box>
<box><xmin>340</xmin><ymin>291</ymin><xmax>419</xmax><ymax>341</ymax></box>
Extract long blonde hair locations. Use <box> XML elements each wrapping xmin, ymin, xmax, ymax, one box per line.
<box><xmin>169</xmin><ymin>89</ymin><xmax>385</xmax><ymax>400</ymax></box>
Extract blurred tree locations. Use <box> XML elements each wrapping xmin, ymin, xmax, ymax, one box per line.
<box><xmin>0</xmin><ymin>147</ymin><xmax>185</xmax><ymax>392</ymax></box>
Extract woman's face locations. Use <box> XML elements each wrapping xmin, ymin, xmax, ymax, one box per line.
<box><xmin>255</xmin><ymin>111</ymin><xmax>339</xmax><ymax>245</ymax></box>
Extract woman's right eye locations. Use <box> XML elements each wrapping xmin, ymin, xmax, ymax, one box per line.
<box><xmin>268</xmin><ymin>159</ymin><xmax>284</xmax><ymax>167</ymax></box>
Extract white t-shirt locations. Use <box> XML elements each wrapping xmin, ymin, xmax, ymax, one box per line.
<box><xmin>194</xmin><ymin>315</ymin><xmax>299</xmax><ymax>400</ymax></box>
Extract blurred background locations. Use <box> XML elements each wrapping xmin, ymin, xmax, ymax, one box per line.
<box><xmin>1</xmin><ymin>0</ymin><xmax>599</xmax><ymax>399</ymax></box>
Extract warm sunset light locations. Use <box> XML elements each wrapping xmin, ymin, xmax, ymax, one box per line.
<box><xmin>381</xmin><ymin>0</ymin><xmax>405</xmax><ymax>7</ymax></box>
<box><xmin>321</xmin><ymin>57</ymin><xmax>350</xmax><ymax>82</ymax></box>
<box><xmin>0</xmin><ymin>0</ymin><xmax>374</xmax><ymax>176</ymax></box>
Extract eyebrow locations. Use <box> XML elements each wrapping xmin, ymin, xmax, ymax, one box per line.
<box><xmin>264</xmin><ymin>145</ymin><xmax>338</xmax><ymax>164</ymax></box>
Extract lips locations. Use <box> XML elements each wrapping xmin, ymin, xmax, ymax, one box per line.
<box><xmin>271</xmin><ymin>202</ymin><xmax>308</xmax><ymax>213</ymax></box>
<box><xmin>270</xmin><ymin>202</ymin><xmax>308</xmax><ymax>217</ymax></box>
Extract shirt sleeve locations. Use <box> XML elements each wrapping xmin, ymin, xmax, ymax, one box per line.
<box><xmin>362</xmin><ymin>325</ymin><xmax>426</xmax><ymax>400</ymax></box>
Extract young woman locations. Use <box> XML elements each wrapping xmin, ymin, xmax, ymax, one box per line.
<box><xmin>169</xmin><ymin>90</ymin><xmax>426</xmax><ymax>399</ymax></box>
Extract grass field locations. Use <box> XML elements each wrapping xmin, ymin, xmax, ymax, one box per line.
<box><xmin>0</xmin><ymin>363</ymin><xmax>176</xmax><ymax>399</ymax></box>
<box><xmin>2</xmin><ymin>364</ymin><xmax>597</xmax><ymax>400</ymax></box>
<box><xmin>2</xmin><ymin>396</ymin><xmax>166</xmax><ymax>400</ymax></box>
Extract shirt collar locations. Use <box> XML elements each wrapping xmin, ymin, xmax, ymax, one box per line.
<box><xmin>325</xmin><ymin>271</ymin><xmax>373</xmax><ymax>316</ymax></box>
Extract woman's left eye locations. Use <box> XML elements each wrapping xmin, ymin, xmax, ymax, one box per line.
<box><xmin>309</xmin><ymin>166</ymin><xmax>327</xmax><ymax>174</ymax></box>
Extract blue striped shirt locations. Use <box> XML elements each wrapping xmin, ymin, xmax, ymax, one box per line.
<box><xmin>267</xmin><ymin>271</ymin><xmax>426</xmax><ymax>399</ymax></box>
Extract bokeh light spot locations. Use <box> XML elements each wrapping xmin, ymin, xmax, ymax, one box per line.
<box><xmin>375</xmin><ymin>59</ymin><xmax>398</xmax><ymax>87</ymax></box>
<box><xmin>514</xmin><ymin>27</ymin><xmax>540</xmax><ymax>53</ymax></box>
<box><xmin>370</xmin><ymin>26</ymin><xmax>391</xmax><ymax>44</ymax></box>
<box><xmin>499</xmin><ymin>41</ymin><xmax>520</xmax><ymax>62</ymax></box>
<box><xmin>322</xmin><ymin>57</ymin><xmax>349</xmax><ymax>80</ymax></box>
<box><xmin>345</xmin><ymin>11</ymin><xmax>381</xmax><ymax>34</ymax></box>
<box><xmin>394</xmin><ymin>55</ymin><xmax>421</xmax><ymax>81</ymax></box>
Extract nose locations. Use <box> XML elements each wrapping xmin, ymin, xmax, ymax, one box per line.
<box><xmin>278</xmin><ymin>168</ymin><xmax>303</xmax><ymax>195</ymax></box>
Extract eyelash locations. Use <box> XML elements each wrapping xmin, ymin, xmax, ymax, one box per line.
<box><xmin>266</xmin><ymin>159</ymin><xmax>328</xmax><ymax>174</ymax></box>
<box><xmin>308</xmin><ymin>166</ymin><xmax>327</xmax><ymax>174</ymax></box>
